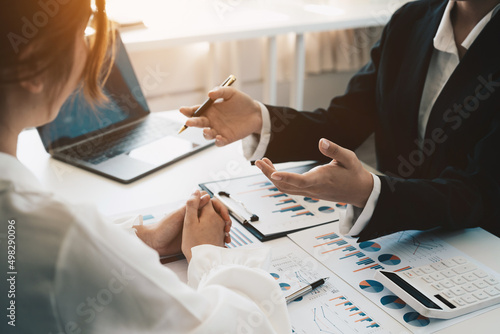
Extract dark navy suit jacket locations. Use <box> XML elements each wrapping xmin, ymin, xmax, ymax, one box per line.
<box><xmin>264</xmin><ymin>0</ymin><xmax>500</xmax><ymax>241</ymax></box>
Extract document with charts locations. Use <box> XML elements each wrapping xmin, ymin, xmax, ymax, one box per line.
<box><xmin>200</xmin><ymin>165</ymin><xmax>346</xmax><ymax>239</ymax></box>
<box><xmin>288</xmin><ymin>223</ymin><xmax>500</xmax><ymax>333</ymax></box>
<box><xmin>266</xmin><ymin>237</ymin><xmax>406</xmax><ymax>333</ymax></box>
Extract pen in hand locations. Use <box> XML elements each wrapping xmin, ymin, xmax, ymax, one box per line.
<box><xmin>285</xmin><ymin>277</ymin><xmax>329</xmax><ymax>304</ymax></box>
<box><xmin>178</xmin><ymin>74</ymin><xmax>237</xmax><ymax>134</ymax></box>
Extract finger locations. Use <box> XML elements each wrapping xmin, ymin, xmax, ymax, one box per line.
<box><xmin>211</xmin><ymin>198</ymin><xmax>231</xmax><ymax>223</ymax></box>
<box><xmin>262</xmin><ymin>157</ymin><xmax>276</xmax><ymax>169</ymax></box>
<box><xmin>185</xmin><ymin>190</ymin><xmax>201</xmax><ymax>225</ymax></box>
<box><xmin>208</xmin><ymin>86</ymin><xmax>236</xmax><ymax>101</ymax></box>
<box><xmin>215</xmin><ymin>135</ymin><xmax>229</xmax><ymax>147</ymax></box>
<box><xmin>185</xmin><ymin>116</ymin><xmax>211</xmax><ymax>128</ymax></box>
<box><xmin>199</xmin><ymin>193</ymin><xmax>211</xmax><ymax>208</ymax></box>
<box><xmin>225</xmin><ymin>233</ymin><xmax>231</xmax><ymax>244</ymax></box>
<box><xmin>269</xmin><ymin>171</ymin><xmax>310</xmax><ymax>188</ymax></box>
<box><xmin>319</xmin><ymin>138</ymin><xmax>356</xmax><ymax>168</ymax></box>
<box><xmin>203</xmin><ymin>128</ymin><xmax>218</xmax><ymax>140</ymax></box>
<box><xmin>179</xmin><ymin>105</ymin><xmax>201</xmax><ymax>117</ymax></box>
<box><xmin>255</xmin><ymin>159</ymin><xmax>277</xmax><ymax>180</ymax></box>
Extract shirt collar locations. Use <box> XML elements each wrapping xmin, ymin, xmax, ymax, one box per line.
<box><xmin>0</xmin><ymin>152</ymin><xmax>44</xmax><ymax>192</ymax></box>
<box><xmin>434</xmin><ymin>1</ymin><xmax>500</xmax><ymax>53</ymax></box>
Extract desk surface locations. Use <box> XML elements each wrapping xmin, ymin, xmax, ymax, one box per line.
<box><xmin>17</xmin><ymin>111</ymin><xmax>500</xmax><ymax>333</ymax></box>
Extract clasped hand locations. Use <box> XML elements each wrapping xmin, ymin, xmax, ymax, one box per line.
<box><xmin>135</xmin><ymin>190</ymin><xmax>231</xmax><ymax>263</ymax></box>
<box><xmin>255</xmin><ymin>139</ymin><xmax>374</xmax><ymax>209</ymax></box>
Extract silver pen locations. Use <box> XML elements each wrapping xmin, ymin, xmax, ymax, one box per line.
<box><xmin>285</xmin><ymin>277</ymin><xmax>329</xmax><ymax>304</ymax></box>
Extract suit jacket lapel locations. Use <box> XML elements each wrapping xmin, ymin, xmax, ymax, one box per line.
<box><xmin>424</xmin><ymin>12</ymin><xmax>500</xmax><ymax>142</ymax></box>
<box><xmin>390</xmin><ymin>1</ymin><xmax>447</xmax><ymax>173</ymax></box>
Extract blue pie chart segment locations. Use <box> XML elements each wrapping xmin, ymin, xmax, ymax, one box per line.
<box><xmin>378</xmin><ymin>254</ymin><xmax>401</xmax><ymax>266</ymax></box>
<box><xmin>270</xmin><ymin>273</ymin><xmax>280</xmax><ymax>280</ymax></box>
<box><xmin>381</xmin><ymin>295</ymin><xmax>407</xmax><ymax>309</ymax></box>
<box><xmin>318</xmin><ymin>206</ymin><xmax>335</xmax><ymax>214</ymax></box>
<box><xmin>335</xmin><ymin>203</ymin><xmax>347</xmax><ymax>209</ymax></box>
<box><xmin>304</xmin><ymin>197</ymin><xmax>319</xmax><ymax>203</ymax></box>
<box><xmin>403</xmin><ymin>312</ymin><xmax>430</xmax><ymax>327</ymax></box>
<box><xmin>279</xmin><ymin>283</ymin><xmax>291</xmax><ymax>291</ymax></box>
<box><xmin>359</xmin><ymin>241</ymin><xmax>382</xmax><ymax>252</ymax></box>
<box><xmin>359</xmin><ymin>280</ymin><xmax>384</xmax><ymax>293</ymax></box>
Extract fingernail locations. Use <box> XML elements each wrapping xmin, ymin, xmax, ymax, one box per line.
<box><xmin>271</xmin><ymin>173</ymin><xmax>282</xmax><ymax>181</ymax></box>
<box><xmin>321</xmin><ymin>139</ymin><xmax>330</xmax><ymax>150</ymax></box>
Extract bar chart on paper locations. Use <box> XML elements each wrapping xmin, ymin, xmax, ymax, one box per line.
<box><xmin>202</xmin><ymin>167</ymin><xmax>347</xmax><ymax>236</ymax></box>
<box><xmin>267</xmin><ymin>238</ymin><xmax>402</xmax><ymax>333</ymax></box>
<box><xmin>288</xmin><ymin>223</ymin><xmax>487</xmax><ymax>333</ymax></box>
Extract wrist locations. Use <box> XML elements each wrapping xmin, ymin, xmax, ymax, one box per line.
<box><xmin>353</xmin><ymin>171</ymin><xmax>374</xmax><ymax>208</ymax></box>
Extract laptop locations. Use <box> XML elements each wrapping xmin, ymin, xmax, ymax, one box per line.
<box><xmin>37</xmin><ymin>33</ymin><xmax>212</xmax><ymax>184</ymax></box>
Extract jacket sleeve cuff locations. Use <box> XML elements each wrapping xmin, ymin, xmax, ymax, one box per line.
<box><xmin>340</xmin><ymin>173</ymin><xmax>381</xmax><ymax>236</ymax></box>
<box><xmin>242</xmin><ymin>101</ymin><xmax>272</xmax><ymax>161</ymax></box>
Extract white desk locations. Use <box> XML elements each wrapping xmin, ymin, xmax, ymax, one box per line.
<box><xmin>17</xmin><ymin>112</ymin><xmax>500</xmax><ymax>333</ymax></box>
<box><xmin>121</xmin><ymin>0</ymin><xmax>410</xmax><ymax>109</ymax></box>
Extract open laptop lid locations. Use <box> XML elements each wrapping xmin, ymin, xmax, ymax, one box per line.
<box><xmin>37</xmin><ymin>32</ymin><xmax>150</xmax><ymax>152</ymax></box>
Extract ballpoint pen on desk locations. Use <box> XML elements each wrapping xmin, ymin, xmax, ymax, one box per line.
<box><xmin>285</xmin><ymin>277</ymin><xmax>329</xmax><ymax>304</ymax></box>
<box><xmin>214</xmin><ymin>191</ymin><xmax>259</xmax><ymax>224</ymax></box>
<box><xmin>178</xmin><ymin>74</ymin><xmax>237</xmax><ymax>134</ymax></box>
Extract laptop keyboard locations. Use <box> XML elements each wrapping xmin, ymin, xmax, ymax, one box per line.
<box><xmin>60</xmin><ymin>117</ymin><xmax>181</xmax><ymax>165</ymax></box>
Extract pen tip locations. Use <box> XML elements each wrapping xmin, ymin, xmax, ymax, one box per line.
<box><xmin>324</xmin><ymin>277</ymin><xmax>329</xmax><ymax>281</ymax></box>
<box><xmin>178</xmin><ymin>125</ymin><xmax>187</xmax><ymax>134</ymax></box>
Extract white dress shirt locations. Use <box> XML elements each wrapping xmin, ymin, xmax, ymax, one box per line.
<box><xmin>0</xmin><ymin>152</ymin><xmax>290</xmax><ymax>333</ymax></box>
<box><xmin>242</xmin><ymin>1</ymin><xmax>500</xmax><ymax>237</ymax></box>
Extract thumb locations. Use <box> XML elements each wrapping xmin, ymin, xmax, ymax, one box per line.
<box><xmin>185</xmin><ymin>190</ymin><xmax>201</xmax><ymax>225</ymax></box>
<box><xmin>319</xmin><ymin>138</ymin><xmax>354</xmax><ymax>168</ymax></box>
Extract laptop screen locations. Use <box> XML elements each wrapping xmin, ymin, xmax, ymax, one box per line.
<box><xmin>37</xmin><ymin>33</ymin><xmax>150</xmax><ymax>151</ymax></box>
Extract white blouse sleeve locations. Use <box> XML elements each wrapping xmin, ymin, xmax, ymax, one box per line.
<box><xmin>54</xmin><ymin>203</ymin><xmax>291</xmax><ymax>334</ymax></box>
<box><xmin>112</xmin><ymin>215</ymin><xmax>142</xmax><ymax>235</ymax></box>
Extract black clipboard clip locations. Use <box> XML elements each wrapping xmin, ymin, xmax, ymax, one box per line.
<box><xmin>214</xmin><ymin>191</ymin><xmax>259</xmax><ymax>224</ymax></box>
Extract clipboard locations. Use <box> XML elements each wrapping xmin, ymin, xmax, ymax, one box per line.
<box><xmin>199</xmin><ymin>163</ymin><xmax>344</xmax><ymax>241</ymax></box>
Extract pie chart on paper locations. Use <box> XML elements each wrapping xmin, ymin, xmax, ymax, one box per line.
<box><xmin>403</xmin><ymin>312</ymin><xmax>430</xmax><ymax>327</ymax></box>
<box><xmin>359</xmin><ymin>280</ymin><xmax>384</xmax><ymax>293</ymax></box>
<box><xmin>378</xmin><ymin>254</ymin><xmax>402</xmax><ymax>266</ymax></box>
<box><xmin>380</xmin><ymin>295</ymin><xmax>407</xmax><ymax>309</ymax></box>
<box><xmin>318</xmin><ymin>206</ymin><xmax>335</xmax><ymax>214</ymax></box>
<box><xmin>359</xmin><ymin>241</ymin><xmax>382</xmax><ymax>252</ymax></box>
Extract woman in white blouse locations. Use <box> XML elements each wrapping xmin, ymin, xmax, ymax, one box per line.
<box><xmin>0</xmin><ymin>1</ymin><xmax>289</xmax><ymax>333</ymax></box>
